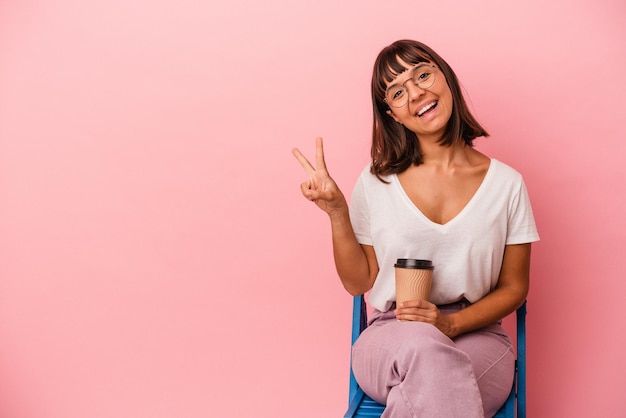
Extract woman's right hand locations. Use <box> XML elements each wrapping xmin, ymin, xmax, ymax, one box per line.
<box><xmin>292</xmin><ymin>137</ymin><xmax>347</xmax><ymax>216</ymax></box>
<box><xmin>293</xmin><ymin>137</ymin><xmax>376</xmax><ymax>295</ymax></box>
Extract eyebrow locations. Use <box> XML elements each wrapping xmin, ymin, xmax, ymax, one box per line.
<box><xmin>386</xmin><ymin>63</ymin><xmax>433</xmax><ymax>92</ymax></box>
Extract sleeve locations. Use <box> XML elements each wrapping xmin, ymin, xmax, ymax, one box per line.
<box><xmin>348</xmin><ymin>173</ymin><xmax>374</xmax><ymax>246</ymax></box>
<box><xmin>506</xmin><ymin>177</ymin><xmax>540</xmax><ymax>245</ymax></box>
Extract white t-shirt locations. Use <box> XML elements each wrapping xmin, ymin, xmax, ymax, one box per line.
<box><xmin>349</xmin><ymin>159</ymin><xmax>540</xmax><ymax>312</ymax></box>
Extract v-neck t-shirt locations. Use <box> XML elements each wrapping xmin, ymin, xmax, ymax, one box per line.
<box><xmin>349</xmin><ymin>159</ymin><xmax>540</xmax><ymax>312</ymax></box>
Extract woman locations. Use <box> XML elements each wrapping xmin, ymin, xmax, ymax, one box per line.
<box><xmin>292</xmin><ymin>40</ymin><xmax>539</xmax><ymax>417</ymax></box>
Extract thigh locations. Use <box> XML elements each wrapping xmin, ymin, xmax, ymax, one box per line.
<box><xmin>352</xmin><ymin>312</ymin><xmax>485</xmax><ymax>416</ymax></box>
<box><xmin>453</xmin><ymin>323</ymin><xmax>515</xmax><ymax>416</ymax></box>
<box><xmin>351</xmin><ymin>312</ymin><xmax>465</xmax><ymax>404</ymax></box>
<box><xmin>453</xmin><ymin>323</ymin><xmax>513</xmax><ymax>381</ymax></box>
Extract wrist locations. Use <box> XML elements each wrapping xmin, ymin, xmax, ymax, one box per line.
<box><xmin>445</xmin><ymin>312</ymin><xmax>463</xmax><ymax>338</ymax></box>
<box><xmin>327</xmin><ymin>205</ymin><xmax>350</xmax><ymax>223</ymax></box>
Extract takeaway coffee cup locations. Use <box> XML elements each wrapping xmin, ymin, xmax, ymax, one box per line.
<box><xmin>394</xmin><ymin>259</ymin><xmax>434</xmax><ymax>304</ymax></box>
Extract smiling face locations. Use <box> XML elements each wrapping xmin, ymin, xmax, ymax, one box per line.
<box><xmin>385</xmin><ymin>60</ymin><xmax>454</xmax><ymax>143</ymax></box>
<box><xmin>369</xmin><ymin>40</ymin><xmax>489</xmax><ymax>177</ymax></box>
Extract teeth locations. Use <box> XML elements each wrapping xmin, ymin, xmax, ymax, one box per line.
<box><xmin>417</xmin><ymin>101</ymin><xmax>437</xmax><ymax>116</ymax></box>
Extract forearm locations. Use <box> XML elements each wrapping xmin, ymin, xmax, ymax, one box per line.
<box><xmin>446</xmin><ymin>243</ymin><xmax>531</xmax><ymax>338</ymax></box>
<box><xmin>292</xmin><ymin>139</ymin><xmax>376</xmax><ymax>295</ymax></box>
<box><xmin>446</xmin><ymin>285</ymin><xmax>527</xmax><ymax>338</ymax></box>
<box><xmin>328</xmin><ymin>209</ymin><xmax>374</xmax><ymax>295</ymax></box>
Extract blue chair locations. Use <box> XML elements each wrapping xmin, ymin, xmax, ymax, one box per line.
<box><xmin>344</xmin><ymin>296</ymin><xmax>527</xmax><ymax>418</ymax></box>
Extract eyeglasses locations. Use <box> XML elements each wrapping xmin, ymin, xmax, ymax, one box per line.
<box><xmin>384</xmin><ymin>64</ymin><xmax>437</xmax><ymax>108</ymax></box>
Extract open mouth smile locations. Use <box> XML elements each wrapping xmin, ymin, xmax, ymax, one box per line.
<box><xmin>417</xmin><ymin>101</ymin><xmax>438</xmax><ymax>117</ymax></box>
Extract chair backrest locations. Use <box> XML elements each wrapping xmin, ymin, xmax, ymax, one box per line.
<box><xmin>516</xmin><ymin>301</ymin><xmax>527</xmax><ymax>417</ymax></box>
<box><xmin>348</xmin><ymin>296</ymin><xmax>367</xmax><ymax>402</ymax></box>
<box><xmin>348</xmin><ymin>296</ymin><xmax>527</xmax><ymax>417</ymax></box>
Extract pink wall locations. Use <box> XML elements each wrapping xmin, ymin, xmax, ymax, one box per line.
<box><xmin>1</xmin><ymin>0</ymin><xmax>624</xmax><ymax>417</ymax></box>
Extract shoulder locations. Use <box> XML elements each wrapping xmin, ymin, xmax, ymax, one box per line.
<box><xmin>485</xmin><ymin>159</ymin><xmax>531</xmax><ymax>201</ymax></box>
<box><xmin>489</xmin><ymin>159</ymin><xmax>524</xmax><ymax>181</ymax></box>
<box><xmin>356</xmin><ymin>163</ymin><xmax>394</xmax><ymax>185</ymax></box>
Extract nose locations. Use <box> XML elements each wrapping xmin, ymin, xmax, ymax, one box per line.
<box><xmin>405</xmin><ymin>82</ymin><xmax>426</xmax><ymax>101</ymax></box>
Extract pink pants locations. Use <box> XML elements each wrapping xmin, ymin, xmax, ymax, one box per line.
<box><xmin>351</xmin><ymin>301</ymin><xmax>514</xmax><ymax>418</ymax></box>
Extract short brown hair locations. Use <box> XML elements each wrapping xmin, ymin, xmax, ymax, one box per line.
<box><xmin>370</xmin><ymin>40</ymin><xmax>488</xmax><ymax>179</ymax></box>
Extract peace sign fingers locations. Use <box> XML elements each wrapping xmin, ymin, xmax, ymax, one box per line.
<box><xmin>292</xmin><ymin>137</ymin><xmax>328</xmax><ymax>177</ymax></box>
<box><xmin>292</xmin><ymin>137</ymin><xmax>346</xmax><ymax>215</ymax></box>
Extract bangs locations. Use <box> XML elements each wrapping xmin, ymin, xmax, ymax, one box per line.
<box><xmin>373</xmin><ymin>43</ymin><xmax>432</xmax><ymax>100</ymax></box>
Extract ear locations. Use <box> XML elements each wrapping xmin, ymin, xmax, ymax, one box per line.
<box><xmin>386</xmin><ymin>109</ymin><xmax>402</xmax><ymax>124</ymax></box>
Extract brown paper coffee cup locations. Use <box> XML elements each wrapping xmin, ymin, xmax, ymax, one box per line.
<box><xmin>394</xmin><ymin>259</ymin><xmax>434</xmax><ymax>304</ymax></box>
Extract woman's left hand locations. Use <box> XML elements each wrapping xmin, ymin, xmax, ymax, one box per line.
<box><xmin>395</xmin><ymin>300</ymin><xmax>456</xmax><ymax>338</ymax></box>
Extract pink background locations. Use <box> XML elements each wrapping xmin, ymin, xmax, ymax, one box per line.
<box><xmin>1</xmin><ymin>0</ymin><xmax>624</xmax><ymax>417</ymax></box>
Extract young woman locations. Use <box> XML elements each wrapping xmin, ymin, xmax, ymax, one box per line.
<box><xmin>293</xmin><ymin>40</ymin><xmax>539</xmax><ymax>417</ymax></box>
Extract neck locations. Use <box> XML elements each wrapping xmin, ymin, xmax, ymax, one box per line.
<box><xmin>419</xmin><ymin>139</ymin><xmax>471</xmax><ymax>169</ymax></box>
